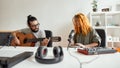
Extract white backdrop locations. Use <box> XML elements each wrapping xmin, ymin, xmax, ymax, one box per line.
<box><xmin>0</xmin><ymin>0</ymin><xmax>119</xmax><ymax>47</ymax></box>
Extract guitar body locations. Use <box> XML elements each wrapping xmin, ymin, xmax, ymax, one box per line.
<box><xmin>11</xmin><ymin>32</ymin><xmax>36</xmax><ymax>47</ymax></box>
<box><xmin>11</xmin><ymin>32</ymin><xmax>61</xmax><ymax>47</ymax></box>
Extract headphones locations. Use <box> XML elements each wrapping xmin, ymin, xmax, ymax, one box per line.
<box><xmin>35</xmin><ymin>46</ymin><xmax>64</xmax><ymax>64</ymax></box>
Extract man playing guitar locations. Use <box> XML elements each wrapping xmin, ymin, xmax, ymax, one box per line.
<box><xmin>11</xmin><ymin>15</ymin><xmax>50</xmax><ymax>47</ymax></box>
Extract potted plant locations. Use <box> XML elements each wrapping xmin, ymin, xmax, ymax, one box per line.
<box><xmin>91</xmin><ymin>0</ymin><xmax>97</xmax><ymax>12</ymax></box>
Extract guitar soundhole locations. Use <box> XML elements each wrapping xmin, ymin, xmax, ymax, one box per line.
<box><xmin>24</xmin><ymin>39</ymin><xmax>27</xmax><ymax>43</ymax></box>
<box><xmin>17</xmin><ymin>37</ymin><xmax>19</xmax><ymax>39</ymax></box>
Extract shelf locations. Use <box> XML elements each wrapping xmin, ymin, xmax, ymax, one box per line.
<box><xmin>93</xmin><ymin>26</ymin><xmax>105</xmax><ymax>29</ymax></box>
<box><xmin>90</xmin><ymin>11</ymin><xmax>120</xmax><ymax>15</ymax></box>
<box><xmin>105</xmin><ymin>12</ymin><xmax>120</xmax><ymax>15</ymax></box>
<box><xmin>106</xmin><ymin>26</ymin><xmax>120</xmax><ymax>28</ymax></box>
<box><xmin>93</xmin><ymin>26</ymin><xmax>120</xmax><ymax>28</ymax></box>
<box><xmin>90</xmin><ymin>12</ymin><xmax>105</xmax><ymax>16</ymax></box>
<box><xmin>108</xmin><ymin>41</ymin><xmax>120</xmax><ymax>42</ymax></box>
<box><xmin>89</xmin><ymin>11</ymin><xmax>120</xmax><ymax>47</ymax></box>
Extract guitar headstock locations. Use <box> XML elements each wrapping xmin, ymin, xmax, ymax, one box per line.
<box><xmin>51</xmin><ymin>36</ymin><xmax>61</xmax><ymax>42</ymax></box>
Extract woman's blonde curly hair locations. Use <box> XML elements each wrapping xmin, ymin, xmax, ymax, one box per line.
<box><xmin>72</xmin><ymin>13</ymin><xmax>91</xmax><ymax>36</ymax></box>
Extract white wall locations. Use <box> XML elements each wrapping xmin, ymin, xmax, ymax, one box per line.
<box><xmin>0</xmin><ymin>0</ymin><xmax>119</xmax><ymax>47</ymax></box>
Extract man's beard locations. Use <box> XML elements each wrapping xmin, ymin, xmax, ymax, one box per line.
<box><xmin>31</xmin><ymin>28</ymin><xmax>39</xmax><ymax>33</ymax></box>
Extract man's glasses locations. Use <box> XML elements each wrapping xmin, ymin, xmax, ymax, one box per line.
<box><xmin>30</xmin><ymin>23</ymin><xmax>40</xmax><ymax>27</ymax></box>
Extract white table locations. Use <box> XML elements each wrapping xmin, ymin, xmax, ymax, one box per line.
<box><xmin>0</xmin><ymin>46</ymin><xmax>120</xmax><ymax>68</ymax></box>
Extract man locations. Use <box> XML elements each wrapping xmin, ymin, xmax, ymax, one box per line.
<box><xmin>12</xmin><ymin>15</ymin><xmax>50</xmax><ymax>47</ymax></box>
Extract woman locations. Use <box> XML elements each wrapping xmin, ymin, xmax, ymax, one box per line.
<box><xmin>72</xmin><ymin>13</ymin><xmax>101</xmax><ymax>48</ymax></box>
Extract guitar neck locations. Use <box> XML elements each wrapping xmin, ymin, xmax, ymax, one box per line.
<box><xmin>26</xmin><ymin>38</ymin><xmax>45</xmax><ymax>43</ymax></box>
<box><xmin>24</xmin><ymin>36</ymin><xmax>61</xmax><ymax>43</ymax></box>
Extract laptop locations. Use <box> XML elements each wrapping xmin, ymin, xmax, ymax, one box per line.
<box><xmin>0</xmin><ymin>50</ymin><xmax>33</xmax><ymax>68</ymax></box>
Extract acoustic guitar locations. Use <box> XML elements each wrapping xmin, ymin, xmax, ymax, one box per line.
<box><xmin>11</xmin><ymin>32</ymin><xmax>61</xmax><ymax>47</ymax></box>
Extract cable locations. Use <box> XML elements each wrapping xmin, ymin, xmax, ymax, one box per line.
<box><xmin>67</xmin><ymin>47</ymin><xmax>82</xmax><ymax>68</ymax></box>
<box><xmin>67</xmin><ymin>31</ymin><xmax>100</xmax><ymax>68</ymax></box>
<box><xmin>81</xmin><ymin>54</ymin><xmax>99</xmax><ymax>64</ymax></box>
<box><xmin>67</xmin><ymin>45</ymin><xmax>100</xmax><ymax>68</ymax></box>
<box><xmin>67</xmin><ymin>41</ymin><xmax>82</xmax><ymax>68</ymax></box>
